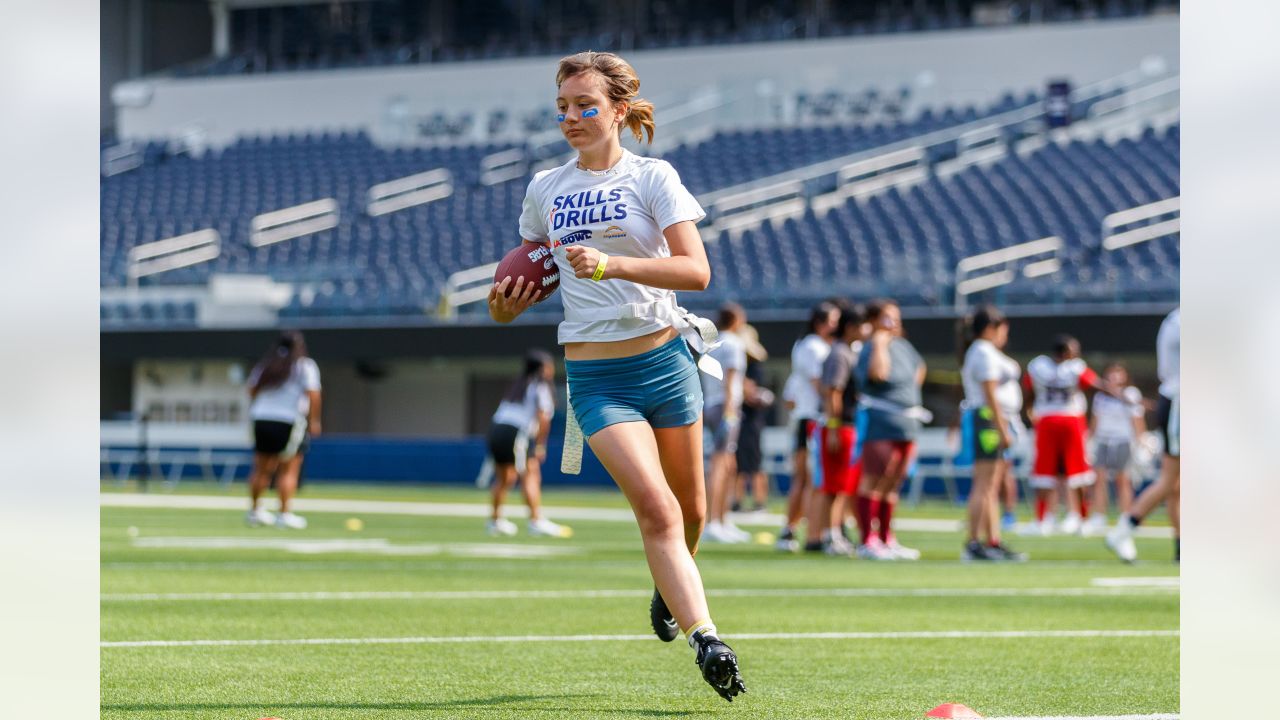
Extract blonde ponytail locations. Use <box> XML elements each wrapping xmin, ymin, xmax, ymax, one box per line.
<box><xmin>623</xmin><ymin>97</ymin><xmax>656</xmax><ymax>144</ymax></box>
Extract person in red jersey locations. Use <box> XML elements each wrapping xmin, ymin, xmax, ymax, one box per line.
<box><xmin>1023</xmin><ymin>335</ymin><xmax>1131</xmax><ymax>535</ymax></box>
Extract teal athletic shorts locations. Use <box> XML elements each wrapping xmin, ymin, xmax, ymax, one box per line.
<box><xmin>565</xmin><ymin>336</ymin><xmax>704</xmax><ymax>438</ymax></box>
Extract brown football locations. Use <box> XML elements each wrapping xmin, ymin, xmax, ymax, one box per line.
<box><xmin>494</xmin><ymin>241</ymin><xmax>559</xmax><ymax>303</ymax></box>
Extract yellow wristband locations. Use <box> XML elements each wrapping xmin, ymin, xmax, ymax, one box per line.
<box><xmin>591</xmin><ymin>253</ymin><xmax>609</xmax><ymax>282</ymax></box>
<box><xmin>826</xmin><ymin>418</ymin><xmax>841</xmax><ymax>429</ymax></box>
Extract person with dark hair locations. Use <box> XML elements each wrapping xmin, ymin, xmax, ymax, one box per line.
<box><xmin>1023</xmin><ymin>334</ymin><xmax>1132</xmax><ymax>535</ymax></box>
<box><xmin>959</xmin><ymin>306</ymin><xmax>1028</xmax><ymax>562</ymax></box>
<box><xmin>804</xmin><ymin>302</ymin><xmax>869</xmax><ymax>555</ymax></box>
<box><xmin>487</xmin><ymin>349</ymin><xmax>570</xmax><ymax>538</ymax></box>
<box><xmin>487</xmin><ymin>51</ymin><xmax>745</xmax><ymax>700</ymax></box>
<box><xmin>853</xmin><ymin>300</ymin><xmax>926</xmax><ymax>561</ymax></box>
<box><xmin>775</xmin><ymin>301</ymin><xmax>840</xmax><ymax>552</ymax></box>
<box><xmin>1087</xmin><ymin>362</ymin><xmax>1147</xmax><ymax>536</ymax></box>
<box><xmin>732</xmin><ymin>324</ymin><xmax>773</xmax><ymax>514</ymax></box>
<box><xmin>702</xmin><ymin>303</ymin><xmax>749</xmax><ymax>543</ymax></box>
<box><xmin>1107</xmin><ymin>307</ymin><xmax>1179</xmax><ymax>563</ymax></box>
<box><xmin>246</xmin><ymin>330</ymin><xmax>321</xmax><ymax>529</ymax></box>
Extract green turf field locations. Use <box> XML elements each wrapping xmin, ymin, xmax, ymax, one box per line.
<box><xmin>101</xmin><ymin>483</ymin><xmax>1178</xmax><ymax>719</ymax></box>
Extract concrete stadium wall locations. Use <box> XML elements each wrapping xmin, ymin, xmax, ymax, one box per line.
<box><xmin>112</xmin><ymin>16</ymin><xmax>1178</xmax><ymax>147</ymax></box>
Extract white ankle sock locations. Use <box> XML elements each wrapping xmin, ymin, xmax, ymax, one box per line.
<box><xmin>686</xmin><ymin>620</ymin><xmax>718</xmax><ymax>648</ymax></box>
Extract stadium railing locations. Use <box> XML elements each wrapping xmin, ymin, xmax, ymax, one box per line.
<box><xmin>953</xmin><ymin>236</ymin><xmax>1064</xmax><ymax>311</ymax></box>
<box><xmin>1102</xmin><ymin>196</ymin><xmax>1179</xmax><ymax>250</ymax></box>
<box><xmin>692</xmin><ymin>66</ymin><xmax>1170</xmax><ymax>239</ymax></box>
<box><xmin>126</xmin><ymin>229</ymin><xmax>221</xmax><ymax>286</ymax></box>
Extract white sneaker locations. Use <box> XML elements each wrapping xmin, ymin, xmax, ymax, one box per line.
<box><xmin>1058</xmin><ymin>512</ymin><xmax>1082</xmax><ymax>536</ymax></box>
<box><xmin>884</xmin><ymin>537</ymin><xmax>921</xmax><ymax>561</ymax></box>
<box><xmin>246</xmin><ymin>508</ymin><xmax>275</xmax><ymax>527</ymax></box>
<box><xmin>275</xmin><ymin>511</ymin><xmax>307</xmax><ymax>530</ymax></box>
<box><xmin>722</xmin><ymin>521</ymin><xmax>752</xmax><ymax>543</ymax></box>
<box><xmin>1037</xmin><ymin>518</ymin><xmax>1056</xmax><ymax>536</ymax></box>
<box><xmin>823</xmin><ymin>535</ymin><xmax>855</xmax><ymax>557</ymax></box>
<box><xmin>527</xmin><ymin>518</ymin><xmax>573</xmax><ymax>538</ymax></box>
<box><xmin>702</xmin><ymin>520</ymin><xmax>744</xmax><ymax>544</ymax></box>
<box><xmin>486</xmin><ymin>518</ymin><xmax>518</xmax><ymax>537</ymax></box>
<box><xmin>1105</xmin><ymin>517</ymin><xmax>1138</xmax><ymax>563</ymax></box>
<box><xmin>1081</xmin><ymin>514</ymin><xmax>1108</xmax><ymax>537</ymax></box>
<box><xmin>856</xmin><ymin>536</ymin><xmax>894</xmax><ymax>561</ymax></box>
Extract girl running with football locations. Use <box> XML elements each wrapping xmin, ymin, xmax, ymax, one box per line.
<box><xmin>488</xmin><ymin>51</ymin><xmax>745</xmax><ymax>701</ymax></box>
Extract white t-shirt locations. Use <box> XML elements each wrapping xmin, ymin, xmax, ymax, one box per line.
<box><xmin>702</xmin><ymin>330</ymin><xmax>747</xmax><ymax>410</ymax></box>
<box><xmin>1092</xmin><ymin>386</ymin><xmax>1144</xmax><ymax>441</ymax></box>
<box><xmin>784</xmin><ymin>334</ymin><xmax>831</xmax><ymax>420</ymax></box>
<box><xmin>518</xmin><ymin>149</ymin><xmax>706</xmax><ymax>344</ymax></box>
<box><xmin>1157</xmin><ymin>307</ymin><xmax>1179</xmax><ymax>398</ymax></box>
<box><xmin>492</xmin><ymin>381</ymin><xmax>555</xmax><ymax>434</ymax></box>
<box><xmin>1026</xmin><ymin>355</ymin><xmax>1095</xmax><ymax>418</ymax></box>
<box><xmin>962</xmin><ymin>339</ymin><xmax>1023</xmax><ymax>416</ymax></box>
<box><xmin>249</xmin><ymin>357</ymin><xmax>321</xmax><ymax>424</ymax></box>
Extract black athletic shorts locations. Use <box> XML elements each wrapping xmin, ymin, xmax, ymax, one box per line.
<box><xmin>793</xmin><ymin>417</ymin><xmax>816</xmax><ymax>454</ymax></box>
<box><xmin>254</xmin><ymin>419</ymin><xmax>305</xmax><ymax>457</ymax></box>
<box><xmin>487</xmin><ymin>422</ymin><xmax>528</xmax><ymax>466</ymax></box>
<box><xmin>1155</xmin><ymin>394</ymin><xmax>1179</xmax><ymax>458</ymax></box>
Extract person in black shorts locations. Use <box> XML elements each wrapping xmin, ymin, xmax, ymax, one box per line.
<box><xmin>733</xmin><ymin>324</ymin><xmax>773</xmax><ymax>513</ymax></box>
<box><xmin>485</xmin><ymin>349</ymin><xmax>569</xmax><ymax>538</ymax></box>
<box><xmin>246</xmin><ymin>331</ymin><xmax>321</xmax><ymax>530</ymax></box>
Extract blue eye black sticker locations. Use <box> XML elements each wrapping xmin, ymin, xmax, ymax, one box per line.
<box><xmin>582</xmin><ymin>107</ymin><xmax>599</xmax><ymax>118</ymax></box>
<box><xmin>556</xmin><ymin>113</ymin><xmax>566</xmax><ymax>123</ymax></box>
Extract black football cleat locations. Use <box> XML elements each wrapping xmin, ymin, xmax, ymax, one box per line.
<box><xmin>649</xmin><ymin>588</ymin><xmax>679</xmax><ymax>642</ymax></box>
<box><xmin>692</xmin><ymin>631</ymin><xmax>747</xmax><ymax>702</ymax></box>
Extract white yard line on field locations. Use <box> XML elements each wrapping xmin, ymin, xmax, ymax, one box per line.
<box><xmin>1090</xmin><ymin>577</ymin><xmax>1179</xmax><ymax>588</ymax></box>
<box><xmin>101</xmin><ymin>586</ymin><xmax>1179</xmax><ymax>602</ymax></box>
<box><xmin>987</xmin><ymin>716</ymin><xmax>1178</xmax><ymax>720</ymax></box>
<box><xmin>101</xmin><ymin>628</ymin><xmax>1177</xmax><ymax>648</ymax></box>
<box><xmin>127</xmin><ymin>535</ymin><xmax>580</xmax><ymax>558</ymax></box>
<box><xmin>101</xmin><ymin>493</ymin><xmax>1176</xmax><ymax>537</ymax></box>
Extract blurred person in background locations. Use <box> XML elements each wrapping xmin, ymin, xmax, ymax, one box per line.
<box><xmin>1023</xmin><ymin>335</ymin><xmax>1132</xmax><ymax>535</ymax></box>
<box><xmin>958</xmin><ymin>306</ymin><xmax>1028</xmax><ymax>562</ymax></box>
<box><xmin>1087</xmin><ymin>362</ymin><xmax>1147</xmax><ymax>535</ymax></box>
<box><xmin>775</xmin><ymin>301</ymin><xmax>839</xmax><ymax>552</ymax></box>
<box><xmin>853</xmin><ymin>299</ymin><xmax>926</xmax><ymax>561</ymax></box>
<box><xmin>488</xmin><ymin>51</ymin><xmax>745</xmax><ymax>700</ymax></box>
<box><xmin>486</xmin><ymin>349</ymin><xmax>571</xmax><ymax>538</ymax></box>
<box><xmin>804</xmin><ymin>302</ymin><xmax>868</xmax><ymax>555</ymax></box>
<box><xmin>246</xmin><ymin>330</ymin><xmax>321</xmax><ymax>530</ymax></box>
<box><xmin>702</xmin><ymin>303</ymin><xmax>750</xmax><ymax>544</ymax></box>
<box><xmin>732</xmin><ymin>324</ymin><xmax>773</xmax><ymax>514</ymax></box>
<box><xmin>1107</xmin><ymin>307</ymin><xmax>1179</xmax><ymax>563</ymax></box>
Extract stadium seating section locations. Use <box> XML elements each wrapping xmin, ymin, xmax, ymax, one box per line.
<box><xmin>100</xmin><ymin>101</ymin><xmax>1178</xmax><ymax>326</ymax></box>
<box><xmin>171</xmin><ymin>0</ymin><xmax>1175</xmax><ymax>77</ymax></box>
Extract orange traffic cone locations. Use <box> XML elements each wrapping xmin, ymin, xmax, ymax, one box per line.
<box><xmin>925</xmin><ymin>703</ymin><xmax>983</xmax><ymax>718</ymax></box>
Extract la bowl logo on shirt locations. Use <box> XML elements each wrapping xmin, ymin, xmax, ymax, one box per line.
<box><xmin>602</xmin><ymin>225</ymin><xmax>627</xmax><ymax>239</ymax></box>
<box><xmin>555</xmin><ymin>229</ymin><xmax>592</xmax><ymax>248</ymax></box>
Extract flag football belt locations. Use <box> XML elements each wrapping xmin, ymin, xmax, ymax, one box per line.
<box><xmin>560</xmin><ymin>297</ymin><xmax>721</xmax><ymax>475</ymax></box>
<box><xmin>857</xmin><ymin>395</ymin><xmax>934</xmax><ymax>423</ymax></box>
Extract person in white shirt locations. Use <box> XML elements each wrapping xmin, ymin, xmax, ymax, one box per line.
<box><xmin>486</xmin><ymin>51</ymin><xmax>744</xmax><ymax>700</ymax></box>
<box><xmin>774</xmin><ymin>301</ymin><xmax>839</xmax><ymax>552</ymax></box>
<box><xmin>959</xmin><ymin>306</ymin><xmax>1027</xmax><ymax>562</ymax></box>
<box><xmin>701</xmin><ymin>304</ymin><xmax>750</xmax><ymax>544</ymax></box>
<box><xmin>1088</xmin><ymin>362</ymin><xmax>1147</xmax><ymax>535</ymax></box>
<box><xmin>245</xmin><ymin>331</ymin><xmax>321</xmax><ymax>530</ymax></box>
<box><xmin>1107</xmin><ymin>307</ymin><xmax>1180</xmax><ymax>563</ymax></box>
<box><xmin>486</xmin><ymin>349</ymin><xmax>570</xmax><ymax>539</ymax></box>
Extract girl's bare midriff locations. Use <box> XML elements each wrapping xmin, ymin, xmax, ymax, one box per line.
<box><xmin>563</xmin><ymin>325</ymin><xmax>679</xmax><ymax>361</ymax></box>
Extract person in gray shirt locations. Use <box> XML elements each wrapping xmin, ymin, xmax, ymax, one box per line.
<box><xmin>852</xmin><ymin>299</ymin><xmax>926</xmax><ymax>561</ymax></box>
